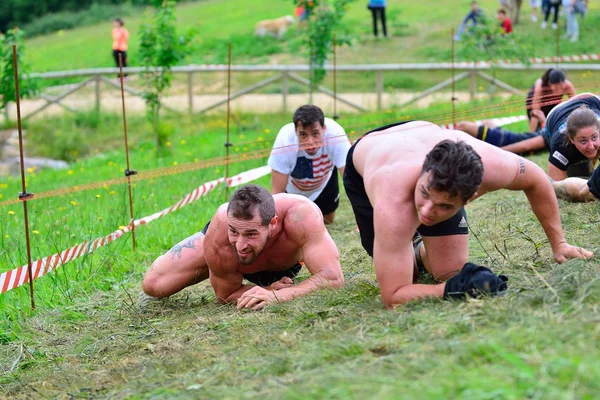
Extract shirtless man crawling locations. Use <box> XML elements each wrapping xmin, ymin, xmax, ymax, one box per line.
<box><xmin>343</xmin><ymin>121</ymin><xmax>593</xmax><ymax>308</ymax></box>
<box><xmin>142</xmin><ymin>184</ymin><xmax>344</xmax><ymax>310</ymax></box>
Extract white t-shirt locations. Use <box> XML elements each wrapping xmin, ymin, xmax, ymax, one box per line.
<box><xmin>268</xmin><ymin>118</ymin><xmax>351</xmax><ymax>201</ymax></box>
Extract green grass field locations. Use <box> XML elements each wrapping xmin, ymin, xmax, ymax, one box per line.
<box><xmin>1</xmin><ymin>104</ymin><xmax>599</xmax><ymax>398</ymax></box>
<box><xmin>1</xmin><ymin>0</ymin><xmax>599</xmax><ymax>397</ymax></box>
<box><xmin>22</xmin><ymin>0</ymin><xmax>600</xmax><ymax>93</ymax></box>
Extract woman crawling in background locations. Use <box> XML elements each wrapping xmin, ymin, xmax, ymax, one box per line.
<box><xmin>456</xmin><ymin>109</ymin><xmax>549</xmax><ymax>155</ymax></box>
<box><xmin>526</xmin><ymin>68</ymin><xmax>576</xmax><ymax>131</ymax></box>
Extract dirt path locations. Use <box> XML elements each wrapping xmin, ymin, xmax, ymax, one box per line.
<box><xmin>0</xmin><ymin>89</ymin><xmax>512</xmax><ymax>122</ymax></box>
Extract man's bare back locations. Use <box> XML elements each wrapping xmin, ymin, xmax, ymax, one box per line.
<box><xmin>343</xmin><ymin>120</ymin><xmax>592</xmax><ymax>308</ymax></box>
<box><xmin>142</xmin><ymin>186</ymin><xmax>344</xmax><ymax>311</ymax></box>
<box><xmin>352</xmin><ymin>121</ymin><xmax>527</xmax><ymax>202</ymax></box>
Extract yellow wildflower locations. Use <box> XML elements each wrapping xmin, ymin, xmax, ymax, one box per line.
<box><xmin>8</xmin><ymin>211</ymin><xmax>15</xmax><ymax>215</ymax></box>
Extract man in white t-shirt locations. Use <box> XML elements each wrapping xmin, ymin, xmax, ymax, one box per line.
<box><xmin>268</xmin><ymin>105</ymin><xmax>351</xmax><ymax>224</ymax></box>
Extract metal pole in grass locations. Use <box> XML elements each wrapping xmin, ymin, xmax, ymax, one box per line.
<box><xmin>225</xmin><ymin>42</ymin><xmax>232</xmax><ymax>198</ymax></box>
<box><xmin>12</xmin><ymin>45</ymin><xmax>35</xmax><ymax>309</ymax></box>
<box><xmin>333</xmin><ymin>34</ymin><xmax>339</xmax><ymax>121</ymax></box>
<box><xmin>451</xmin><ymin>28</ymin><xmax>457</xmax><ymax>127</ymax></box>
<box><xmin>118</xmin><ymin>53</ymin><xmax>137</xmax><ymax>251</ymax></box>
<box><xmin>555</xmin><ymin>25</ymin><xmax>560</xmax><ymax>69</ymax></box>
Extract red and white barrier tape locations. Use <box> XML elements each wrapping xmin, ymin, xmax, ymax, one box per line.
<box><xmin>440</xmin><ymin>114</ymin><xmax>528</xmax><ymax>130</ymax></box>
<box><xmin>0</xmin><ymin>166</ymin><xmax>272</xmax><ymax>295</ymax></box>
<box><xmin>456</xmin><ymin>53</ymin><xmax>600</xmax><ymax>68</ymax></box>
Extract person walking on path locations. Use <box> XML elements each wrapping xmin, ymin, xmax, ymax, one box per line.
<box><xmin>368</xmin><ymin>0</ymin><xmax>388</xmax><ymax>38</ymax></box>
<box><xmin>112</xmin><ymin>18</ymin><xmax>129</xmax><ymax>77</ymax></box>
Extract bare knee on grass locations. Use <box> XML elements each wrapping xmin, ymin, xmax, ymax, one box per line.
<box><xmin>323</xmin><ymin>211</ymin><xmax>336</xmax><ymax>225</ymax></box>
<box><xmin>143</xmin><ymin>255</ymin><xmax>210</xmax><ymax>298</ymax></box>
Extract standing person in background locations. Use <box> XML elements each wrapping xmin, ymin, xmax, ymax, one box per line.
<box><xmin>499</xmin><ymin>0</ymin><xmax>511</xmax><ymax>16</ymax></box>
<box><xmin>562</xmin><ymin>0</ymin><xmax>579</xmax><ymax>42</ymax></box>
<box><xmin>497</xmin><ymin>9</ymin><xmax>513</xmax><ymax>33</ymax></box>
<box><xmin>112</xmin><ymin>18</ymin><xmax>129</xmax><ymax>78</ymax></box>
<box><xmin>454</xmin><ymin>1</ymin><xmax>482</xmax><ymax>41</ymax></box>
<box><xmin>530</xmin><ymin>0</ymin><xmax>540</xmax><ymax>21</ymax></box>
<box><xmin>526</xmin><ymin>68</ymin><xmax>576</xmax><ymax>131</ymax></box>
<box><xmin>368</xmin><ymin>0</ymin><xmax>388</xmax><ymax>38</ymax></box>
<box><xmin>541</xmin><ymin>0</ymin><xmax>561</xmax><ymax>29</ymax></box>
<box><xmin>510</xmin><ymin>0</ymin><xmax>523</xmax><ymax>24</ymax></box>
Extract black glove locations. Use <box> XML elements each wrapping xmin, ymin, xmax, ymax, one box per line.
<box><xmin>443</xmin><ymin>262</ymin><xmax>508</xmax><ymax>300</ymax></box>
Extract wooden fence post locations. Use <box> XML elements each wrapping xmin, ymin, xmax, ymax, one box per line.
<box><xmin>281</xmin><ymin>71</ymin><xmax>288</xmax><ymax>113</ymax></box>
<box><xmin>376</xmin><ymin>71</ymin><xmax>383</xmax><ymax>111</ymax></box>
<box><xmin>95</xmin><ymin>75</ymin><xmax>101</xmax><ymax>113</ymax></box>
<box><xmin>187</xmin><ymin>72</ymin><xmax>193</xmax><ymax>114</ymax></box>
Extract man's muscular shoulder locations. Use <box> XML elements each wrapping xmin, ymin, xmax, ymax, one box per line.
<box><xmin>279</xmin><ymin>195</ymin><xmax>324</xmax><ymax>246</ymax></box>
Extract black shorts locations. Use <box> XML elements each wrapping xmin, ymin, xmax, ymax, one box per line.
<box><xmin>313</xmin><ymin>166</ymin><xmax>340</xmax><ymax>215</ymax></box>
<box><xmin>587</xmin><ymin>167</ymin><xmax>600</xmax><ymax>200</ymax></box>
<box><xmin>200</xmin><ymin>222</ymin><xmax>302</xmax><ymax>286</ymax></box>
<box><xmin>343</xmin><ymin>121</ymin><xmax>469</xmax><ymax>257</ymax></box>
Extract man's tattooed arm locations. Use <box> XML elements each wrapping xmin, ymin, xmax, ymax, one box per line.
<box><xmin>518</xmin><ymin>157</ymin><xmax>526</xmax><ymax>174</ymax></box>
<box><xmin>168</xmin><ymin>232</ymin><xmax>204</xmax><ymax>260</ymax></box>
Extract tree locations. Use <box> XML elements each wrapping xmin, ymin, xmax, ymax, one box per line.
<box><xmin>0</xmin><ymin>28</ymin><xmax>38</xmax><ymax>120</ymax></box>
<box><xmin>138</xmin><ymin>0</ymin><xmax>194</xmax><ymax>150</ymax></box>
<box><xmin>294</xmin><ymin>0</ymin><xmax>357</xmax><ymax>91</ymax></box>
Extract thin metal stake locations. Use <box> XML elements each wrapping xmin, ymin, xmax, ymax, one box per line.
<box><xmin>225</xmin><ymin>42</ymin><xmax>232</xmax><ymax>198</ymax></box>
<box><xmin>451</xmin><ymin>28</ymin><xmax>457</xmax><ymax>127</ymax></box>
<box><xmin>118</xmin><ymin>53</ymin><xmax>136</xmax><ymax>251</ymax></box>
<box><xmin>12</xmin><ymin>44</ymin><xmax>35</xmax><ymax>309</ymax></box>
<box><xmin>333</xmin><ymin>34</ymin><xmax>339</xmax><ymax>120</ymax></box>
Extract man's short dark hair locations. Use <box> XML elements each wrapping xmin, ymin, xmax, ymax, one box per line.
<box><xmin>293</xmin><ymin>105</ymin><xmax>325</xmax><ymax>129</ymax></box>
<box><xmin>114</xmin><ymin>18</ymin><xmax>124</xmax><ymax>26</ymax></box>
<box><xmin>421</xmin><ymin>140</ymin><xmax>484</xmax><ymax>202</ymax></box>
<box><xmin>227</xmin><ymin>184</ymin><xmax>275</xmax><ymax>225</ymax></box>
<box><xmin>497</xmin><ymin>8</ymin><xmax>507</xmax><ymax>15</ymax></box>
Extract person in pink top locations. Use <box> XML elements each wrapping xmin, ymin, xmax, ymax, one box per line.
<box><xmin>112</xmin><ymin>18</ymin><xmax>129</xmax><ymax>77</ymax></box>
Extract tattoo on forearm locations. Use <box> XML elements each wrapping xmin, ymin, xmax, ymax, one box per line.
<box><xmin>518</xmin><ymin>158</ymin><xmax>526</xmax><ymax>174</ymax></box>
<box><xmin>169</xmin><ymin>232</ymin><xmax>203</xmax><ymax>260</ymax></box>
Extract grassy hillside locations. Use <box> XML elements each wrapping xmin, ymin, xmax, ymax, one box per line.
<box><xmin>23</xmin><ymin>0</ymin><xmax>600</xmax><ymax>93</ymax></box>
<box><xmin>1</xmin><ymin>106</ymin><xmax>599</xmax><ymax>397</ymax></box>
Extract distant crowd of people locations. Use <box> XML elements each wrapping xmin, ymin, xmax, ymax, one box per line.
<box><xmin>454</xmin><ymin>0</ymin><xmax>587</xmax><ymax>42</ymax></box>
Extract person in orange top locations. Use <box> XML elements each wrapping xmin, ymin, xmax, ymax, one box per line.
<box><xmin>112</xmin><ymin>18</ymin><xmax>129</xmax><ymax>77</ymax></box>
